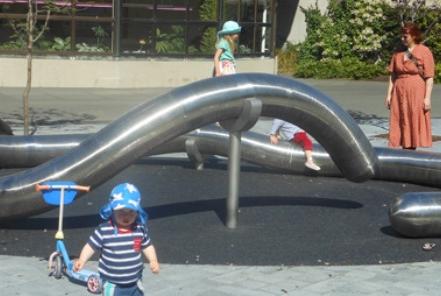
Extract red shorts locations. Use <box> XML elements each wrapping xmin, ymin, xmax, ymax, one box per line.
<box><xmin>291</xmin><ymin>132</ymin><xmax>313</xmax><ymax>151</ymax></box>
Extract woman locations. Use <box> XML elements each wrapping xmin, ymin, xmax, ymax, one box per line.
<box><xmin>385</xmin><ymin>22</ymin><xmax>435</xmax><ymax>149</ymax></box>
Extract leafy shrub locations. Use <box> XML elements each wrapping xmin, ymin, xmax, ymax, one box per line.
<box><xmin>76</xmin><ymin>43</ymin><xmax>106</xmax><ymax>52</ymax></box>
<box><xmin>295</xmin><ymin>57</ymin><xmax>387</xmax><ymax>80</ymax></box>
<box><xmin>155</xmin><ymin>26</ymin><xmax>185</xmax><ymax>54</ymax></box>
<box><xmin>435</xmin><ymin>63</ymin><xmax>441</xmax><ymax>84</ymax></box>
<box><xmin>49</xmin><ymin>37</ymin><xmax>71</xmax><ymax>51</ymax></box>
<box><xmin>277</xmin><ymin>42</ymin><xmax>300</xmax><ymax>75</ymax></box>
<box><xmin>287</xmin><ymin>0</ymin><xmax>441</xmax><ymax>81</ymax></box>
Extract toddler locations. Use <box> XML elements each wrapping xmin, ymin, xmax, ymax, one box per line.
<box><xmin>74</xmin><ymin>183</ymin><xmax>159</xmax><ymax>295</ymax></box>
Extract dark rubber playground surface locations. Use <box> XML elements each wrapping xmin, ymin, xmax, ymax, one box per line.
<box><xmin>1</xmin><ymin>158</ymin><xmax>440</xmax><ymax>266</ymax></box>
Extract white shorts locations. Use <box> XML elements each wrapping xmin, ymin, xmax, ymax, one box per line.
<box><xmin>220</xmin><ymin>60</ymin><xmax>236</xmax><ymax>75</ymax></box>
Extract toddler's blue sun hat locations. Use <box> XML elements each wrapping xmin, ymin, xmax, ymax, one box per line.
<box><xmin>218</xmin><ymin>20</ymin><xmax>241</xmax><ymax>36</ymax></box>
<box><xmin>99</xmin><ymin>183</ymin><xmax>148</xmax><ymax>224</ymax></box>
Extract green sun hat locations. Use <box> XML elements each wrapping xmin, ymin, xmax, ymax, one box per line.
<box><xmin>218</xmin><ymin>21</ymin><xmax>241</xmax><ymax>36</ymax></box>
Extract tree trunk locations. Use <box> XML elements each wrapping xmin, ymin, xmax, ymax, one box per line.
<box><xmin>22</xmin><ymin>0</ymin><xmax>33</xmax><ymax>135</ymax></box>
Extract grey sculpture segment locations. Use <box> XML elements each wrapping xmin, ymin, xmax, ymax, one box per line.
<box><xmin>0</xmin><ymin>73</ymin><xmax>377</xmax><ymax>220</ymax></box>
<box><xmin>221</xmin><ymin>98</ymin><xmax>262</xmax><ymax>229</ymax></box>
<box><xmin>4</xmin><ymin>127</ymin><xmax>441</xmax><ymax>235</ymax></box>
<box><xmin>389</xmin><ymin>193</ymin><xmax>441</xmax><ymax>237</ymax></box>
<box><xmin>226</xmin><ymin>131</ymin><xmax>241</xmax><ymax>229</ymax></box>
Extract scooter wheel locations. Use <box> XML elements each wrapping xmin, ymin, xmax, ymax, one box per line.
<box><xmin>49</xmin><ymin>253</ymin><xmax>63</xmax><ymax>279</ymax></box>
<box><xmin>87</xmin><ymin>274</ymin><xmax>102</xmax><ymax>294</ymax></box>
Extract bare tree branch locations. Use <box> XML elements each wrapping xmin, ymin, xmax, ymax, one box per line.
<box><xmin>423</xmin><ymin>15</ymin><xmax>441</xmax><ymax>42</ymax></box>
<box><xmin>33</xmin><ymin>9</ymin><xmax>51</xmax><ymax>42</ymax></box>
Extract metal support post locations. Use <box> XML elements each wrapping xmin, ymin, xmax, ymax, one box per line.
<box><xmin>185</xmin><ymin>138</ymin><xmax>205</xmax><ymax>170</ymax></box>
<box><xmin>226</xmin><ymin>131</ymin><xmax>241</xmax><ymax>228</ymax></box>
<box><xmin>220</xmin><ymin>98</ymin><xmax>262</xmax><ymax>229</ymax></box>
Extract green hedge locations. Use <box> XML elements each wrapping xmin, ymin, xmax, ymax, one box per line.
<box><xmin>436</xmin><ymin>64</ymin><xmax>441</xmax><ymax>83</ymax></box>
<box><xmin>277</xmin><ymin>0</ymin><xmax>441</xmax><ymax>83</ymax></box>
<box><xmin>294</xmin><ymin>57</ymin><xmax>387</xmax><ymax>80</ymax></box>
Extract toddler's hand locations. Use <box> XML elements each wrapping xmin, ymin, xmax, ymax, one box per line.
<box><xmin>73</xmin><ymin>259</ymin><xmax>85</xmax><ymax>272</ymax></box>
<box><xmin>150</xmin><ymin>261</ymin><xmax>160</xmax><ymax>274</ymax></box>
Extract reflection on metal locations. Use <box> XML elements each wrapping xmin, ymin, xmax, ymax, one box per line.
<box><xmin>0</xmin><ymin>73</ymin><xmax>377</xmax><ymax>220</ymax></box>
<box><xmin>389</xmin><ymin>193</ymin><xmax>441</xmax><ymax>237</ymax></box>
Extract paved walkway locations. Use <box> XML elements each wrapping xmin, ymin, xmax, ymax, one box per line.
<box><xmin>2</xmin><ymin>255</ymin><xmax>441</xmax><ymax>296</ymax></box>
<box><xmin>1</xmin><ymin>78</ymin><xmax>441</xmax><ymax>295</ymax></box>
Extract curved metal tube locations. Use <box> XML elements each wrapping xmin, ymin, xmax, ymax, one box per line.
<box><xmin>0</xmin><ymin>73</ymin><xmax>377</xmax><ymax>220</ymax></box>
<box><xmin>0</xmin><ymin>134</ymin><xmax>88</xmax><ymax>168</ymax></box>
<box><xmin>389</xmin><ymin>193</ymin><xmax>441</xmax><ymax>237</ymax></box>
<box><xmin>0</xmin><ymin>119</ymin><xmax>13</xmax><ymax>135</ymax></box>
<box><xmin>0</xmin><ymin>128</ymin><xmax>341</xmax><ymax>175</ymax></box>
<box><xmin>6</xmin><ymin>128</ymin><xmax>441</xmax><ymax>237</ymax></box>
<box><xmin>3</xmin><ymin>128</ymin><xmax>441</xmax><ymax>187</ymax></box>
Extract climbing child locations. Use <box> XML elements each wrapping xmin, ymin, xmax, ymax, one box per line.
<box><xmin>270</xmin><ymin>119</ymin><xmax>321</xmax><ymax>171</ymax></box>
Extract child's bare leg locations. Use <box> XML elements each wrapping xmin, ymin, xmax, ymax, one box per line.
<box><xmin>293</xmin><ymin>132</ymin><xmax>320</xmax><ymax>171</ymax></box>
<box><xmin>304</xmin><ymin>150</ymin><xmax>320</xmax><ymax>171</ymax></box>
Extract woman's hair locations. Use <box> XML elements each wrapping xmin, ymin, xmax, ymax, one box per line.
<box><xmin>402</xmin><ymin>22</ymin><xmax>423</xmax><ymax>44</ymax></box>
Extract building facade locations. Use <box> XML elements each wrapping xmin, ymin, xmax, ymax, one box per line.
<box><xmin>286</xmin><ymin>0</ymin><xmax>327</xmax><ymax>44</ymax></box>
<box><xmin>0</xmin><ymin>0</ymin><xmax>285</xmax><ymax>87</ymax></box>
<box><xmin>0</xmin><ymin>0</ymin><xmax>277</xmax><ymax>57</ymax></box>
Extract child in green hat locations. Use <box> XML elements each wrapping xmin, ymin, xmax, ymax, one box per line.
<box><xmin>213</xmin><ymin>20</ymin><xmax>242</xmax><ymax>76</ymax></box>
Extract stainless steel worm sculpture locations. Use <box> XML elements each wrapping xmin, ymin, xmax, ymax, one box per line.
<box><xmin>2</xmin><ymin>128</ymin><xmax>441</xmax><ymax>237</ymax></box>
<box><xmin>0</xmin><ymin>73</ymin><xmax>378</xmax><ymax>221</ymax></box>
<box><xmin>6</xmin><ymin>130</ymin><xmax>441</xmax><ymax>239</ymax></box>
<box><xmin>4</xmin><ymin>128</ymin><xmax>441</xmax><ymax>188</ymax></box>
<box><xmin>1</xmin><ymin>74</ymin><xmax>441</xmax><ymax>238</ymax></box>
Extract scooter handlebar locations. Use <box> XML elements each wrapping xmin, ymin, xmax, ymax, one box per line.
<box><xmin>35</xmin><ymin>183</ymin><xmax>91</xmax><ymax>192</ymax></box>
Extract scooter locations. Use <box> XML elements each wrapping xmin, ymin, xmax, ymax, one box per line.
<box><xmin>36</xmin><ymin>181</ymin><xmax>102</xmax><ymax>294</ymax></box>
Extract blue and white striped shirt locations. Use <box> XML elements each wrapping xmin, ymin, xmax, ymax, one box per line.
<box><xmin>88</xmin><ymin>221</ymin><xmax>151</xmax><ymax>285</ymax></box>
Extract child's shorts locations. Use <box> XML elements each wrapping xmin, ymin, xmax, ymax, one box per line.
<box><xmin>220</xmin><ymin>60</ymin><xmax>236</xmax><ymax>75</ymax></box>
<box><xmin>291</xmin><ymin>131</ymin><xmax>313</xmax><ymax>151</ymax></box>
<box><xmin>103</xmin><ymin>280</ymin><xmax>144</xmax><ymax>296</ymax></box>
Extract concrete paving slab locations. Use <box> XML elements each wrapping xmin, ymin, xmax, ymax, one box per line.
<box><xmin>3</xmin><ymin>256</ymin><xmax>441</xmax><ymax>295</ymax></box>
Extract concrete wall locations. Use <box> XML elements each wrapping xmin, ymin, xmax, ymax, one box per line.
<box><xmin>287</xmin><ymin>0</ymin><xmax>327</xmax><ymax>44</ymax></box>
<box><xmin>0</xmin><ymin>57</ymin><xmax>276</xmax><ymax>88</ymax></box>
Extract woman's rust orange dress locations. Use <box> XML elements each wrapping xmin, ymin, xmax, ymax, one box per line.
<box><xmin>388</xmin><ymin>44</ymin><xmax>435</xmax><ymax>148</ymax></box>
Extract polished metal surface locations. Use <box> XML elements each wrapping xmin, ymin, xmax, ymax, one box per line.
<box><xmin>0</xmin><ymin>134</ymin><xmax>88</xmax><ymax>168</ymax></box>
<box><xmin>4</xmin><ymin>129</ymin><xmax>441</xmax><ymax>186</ymax></box>
<box><xmin>2</xmin><ymin>124</ymin><xmax>441</xmax><ymax>236</ymax></box>
<box><xmin>221</xmin><ymin>98</ymin><xmax>262</xmax><ymax>229</ymax></box>
<box><xmin>0</xmin><ymin>73</ymin><xmax>378</xmax><ymax>220</ymax></box>
<box><xmin>0</xmin><ymin>119</ymin><xmax>13</xmax><ymax>135</ymax></box>
<box><xmin>0</xmin><ymin>127</ymin><xmax>341</xmax><ymax>174</ymax></box>
<box><xmin>389</xmin><ymin>193</ymin><xmax>441</xmax><ymax>237</ymax></box>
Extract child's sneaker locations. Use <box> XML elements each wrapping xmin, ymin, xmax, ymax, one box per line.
<box><xmin>305</xmin><ymin>161</ymin><xmax>321</xmax><ymax>171</ymax></box>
